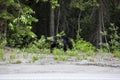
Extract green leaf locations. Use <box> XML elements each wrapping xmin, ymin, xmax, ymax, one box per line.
<box><xmin>28</xmin><ymin>32</ymin><xmax>37</xmax><ymax>38</ymax></box>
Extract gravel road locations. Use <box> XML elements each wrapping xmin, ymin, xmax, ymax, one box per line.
<box><xmin>0</xmin><ymin>64</ymin><xmax>120</xmax><ymax>74</ymax></box>
<box><xmin>1</xmin><ymin>52</ymin><xmax>120</xmax><ymax>80</ymax></box>
<box><xmin>0</xmin><ymin>64</ymin><xmax>120</xmax><ymax>80</ymax></box>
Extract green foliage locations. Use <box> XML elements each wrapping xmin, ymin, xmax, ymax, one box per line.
<box><xmin>0</xmin><ymin>10</ymin><xmax>14</xmax><ymax>20</ymax></box>
<box><xmin>99</xmin><ymin>24</ymin><xmax>120</xmax><ymax>53</ymax></box>
<box><xmin>53</xmin><ymin>48</ymin><xmax>64</xmax><ymax>55</ymax></box>
<box><xmin>75</xmin><ymin>37</ymin><xmax>96</xmax><ymax>53</ymax></box>
<box><xmin>70</xmin><ymin>0</ymin><xmax>99</xmax><ymax>11</ymax></box>
<box><xmin>34</xmin><ymin>0</ymin><xmax>59</xmax><ymax>9</ymax></box>
<box><xmin>0</xmin><ymin>0</ymin><xmax>16</xmax><ymax>20</ymax></box>
<box><xmin>54</xmin><ymin>55</ymin><xmax>70</xmax><ymax>61</ymax></box>
<box><xmin>0</xmin><ymin>34</ymin><xmax>7</xmax><ymax>48</ymax></box>
<box><xmin>32</xmin><ymin>56</ymin><xmax>39</xmax><ymax>62</ymax></box>
<box><xmin>15</xmin><ymin>60</ymin><xmax>22</xmax><ymax>64</ymax></box>
<box><xmin>108</xmin><ymin>23</ymin><xmax>120</xmax><ymax>52</ymax></box>
<box><xmin>53</xmin><ymin>49</ymin><xmax>79</xmax><ymax>61</ymax></box>
<box><xmin>56</xmin><ymin>31</ymin><xmax>66</xmax><ymax>37</ymax></box>
<box><xmin>52</xmin><ymin>48</ymin><xmax>69</xmax><ymax>61</ymax></box>
<box><xmin>113</xmin><ymin>51</ymin><xmax>120</xmax><ymax>58</ymax></box>
<box><xmin>0</xmin><ymin>49</ymin><xmax>5</xmax><ymax>60</ymax></box>
<box><xmin>0</xmin><ymin>40</ymin><xmax>7</xmax><ymax>48</ymax></box>
<box><xmin>3</xmin><ymin>2</ymin><xmax>38</xmax><ymax>48</ymax></box>
<box><xmin>100</xmin><ymin>23</ymin><xmax>120</xmax><ymax>55</ymax></box>
<box><xmin>100</xmin><ymin>29</ymin><xmax>110</xmax><ymax>52</ymax></box>
<box><xmin>42</xmin><ymin>49</ymin><xmax>50</xmax><ymax>54</ymax></box>
<box><xmin>10</xmin><ymin>53</ymin><xmax>16</xmax><ymax>60</ymax></box>
<box><xmin>22</xmin><ymin>44</ymin><xmax>40</xmax><ymax>53</ymax></box>
<box><xmin>56</xmin><ymin>31</ymin><xmax>66</xmax><ymax>48</ymax></box>
<box><xmin>8</xmin><ymin>6</ymin><xmax>38</xmax><ymax>47</ymax></box>
<box><xmin>51</xmin><ymin>0</ymin><xmax>60</xmax><ymax>9</ymax></box>
<box><xmin>34</xmin><ymin>35</ymin><xmax>50</xmax><ymax>49</ymax></box>
<box><xmin>21</xmin><ymin>35</ymin><xmax>51</xmax><ymax>53</ymax></box>
<box><xmin>66</xmin><ymin>50</ymin><xmax>78</xmax><ymax>56</ymax></box>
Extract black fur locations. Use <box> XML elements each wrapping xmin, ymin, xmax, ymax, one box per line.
<box><xmin>50</xmin><ymin>36</ymin><xmax>73</xmax><ymax>53</ymax></box>
<box><xmin>62</xmin><ymin>36</ymin><xmax>73</xmax><ymax>52</ymax></box>
<box><xmin>50</xmin><ymin>36</ymin><xmax>59</xmax><ymax>53</ymax></box>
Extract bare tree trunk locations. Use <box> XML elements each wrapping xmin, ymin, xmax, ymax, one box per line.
<box><xmin>64</xmin><ymin>16</ymin><xmax>68</xmax><ymax>33</ymax></box>
<box><xmin>77</xmin><ymin>11</ymin><xmax>81</xmax><ymax>39</ymax></box>
<box><xmin>49</xmin><ymin>0</ymin><xmax>55</xmax><ymax>36</ymax></box>
<box><xmin>56</xmin><ymin>7</ymin><xmax>60</xmax><ymax>34</ymax></box>
<box><xmin>97</xmin><ymin>0</ymin><xmax>103</xmax><ymax>49</ymax></box>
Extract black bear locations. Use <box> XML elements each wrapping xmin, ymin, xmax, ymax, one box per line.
<box><xmin>50</xmin><ymin>35</ymin><xmax>73</xmax><ymax>53</ymax></box>
<box><xmin>61</xmin><ymin>36</ymin><xmax>73</xmax><ymax>52</ymax></box>
<box><xmin>50</xmin><ymin>36</ymin><xmax>59</xmax><ymax>53</ymax></box>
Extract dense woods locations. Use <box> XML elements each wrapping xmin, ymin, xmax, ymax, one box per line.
<box><xmin>0</xmin><ymin>0</ymin><xmax>120</xmax><ymax>56</ymax></box>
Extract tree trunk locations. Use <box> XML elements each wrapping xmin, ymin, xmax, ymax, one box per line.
<box><xmin>49</xmin><ymin>0</ymin><xmax>55</xmax><ymax>36</ymax></box>
<box><xmin>56</xmin><ymin>7</ymin><xmax>60</xmax><ymax>34</ymax></box>
<box><xmin>97</xmin><ymin>0</ymin><xmax>104</xmax><ymax>49</ymax></box>
<box><xmin>77</xmin><ymin>11</ymin><xmax>81</xmax><ymax>39</ymax></box>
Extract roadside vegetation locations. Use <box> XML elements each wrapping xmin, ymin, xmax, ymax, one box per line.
<box><xmin>0</xmin><ymin>32</ymin><xmax>120</xmax><ymax>63</ymax></box>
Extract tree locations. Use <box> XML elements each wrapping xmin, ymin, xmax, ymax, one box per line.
<box><xmin>49</xmin><ymin>0</ymin><xmax>55</xmax><ymax>36</ymax></box>
<box><xmin>0</xmin><ymin>0</ymin><xmax>19</xmax><ymax>47</ymax></box>
<box><xmin>0</xmin><ymin>0</ymin><xmax>38</xmax><ymax>48</ymax></box>
<box><xmin>0</xmin><ymin>0</ymin><xmax>17</xmax><ymax>34</ymax></box>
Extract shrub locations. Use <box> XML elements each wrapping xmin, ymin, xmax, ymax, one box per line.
<box><xmin>8</xmin><ymin>6</ymin><xmax>38</xmax><ymax>48</ymax></box>
<box><xmin>0</xmin><ymin>34</ymin><xmax>7</xmax><ymax>48</ymax></box>
<box><xmin>108</xmin><ymin>23</ymin><xmax>120</xmax><ymax>52</ymax></box>
<box><xmin>75</xmin><ymin>37</ymin><xmax>96</xmax><ymax>53</ymax></box>
<box><xmin>34</xmin><ymin>35</ymin><xmax>50</xmax><ymax>49</ymax></box>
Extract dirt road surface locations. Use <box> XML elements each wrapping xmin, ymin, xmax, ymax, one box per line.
<box><xmin>0</xmin><ymin>73</ymin><xmax>120</xmax><ymax>80</ymax></box>
<box><xmin>0</xmin><ymin>52</ymin><xmax>120</xmax><ymax>80</ymax></box>
<box><xmin>0</xmin><ymin>64</ymin><xmax>120</xmax><ymax>80</ymax></box>
<box><xmin>0</xmin><ymin>64</ymin><xmax>120</xmax><ymax>74</ymax></box>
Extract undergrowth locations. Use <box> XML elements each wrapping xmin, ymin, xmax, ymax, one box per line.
<box><xmin>0</xmin><ymin>48</ymin><xmax>5</xmax><ymax>60</ymax></box>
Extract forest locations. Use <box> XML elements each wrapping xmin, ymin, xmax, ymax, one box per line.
<box><xmin>0</xmin><ymin>0</ymin><xmax>120</xmax><ymax>60</ymax></box>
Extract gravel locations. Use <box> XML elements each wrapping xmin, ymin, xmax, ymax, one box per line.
<box><xmin>0</xmin><ymin>51</ymin><xmax>120</xmax><ymax>74</ymax></box>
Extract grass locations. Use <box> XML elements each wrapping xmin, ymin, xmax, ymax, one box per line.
<box><xmin>42</xmin><ymin>48</ymin><xmax>50</xmax><ymax>54</ymax></box>
<box><xmin>9</xmin><ymin>53</ymin><xmax>16</xmax><ymax>63</ymax></box>
<box><xmin>53</xmin><ymin>49</ymin><xmax>80</xmax><ymax>61</ymax></box>
<box><xmin>113</xmin><ymin>51</ymin><xmax>120</xmax><ymax>58</ymax></box>
<box><xmin>3</xmin><ymin>45</ymin><xmax>118</xmax><ymax>63</ymax></box>
<box><xmin>53</xmin><ymin>48</ymin><xmax>64</xmax><ymax>55</ymax></box>
<box><xmin>54</xmin><ymin>55</ymin><xmax>70</xmax><ymax>61</ymax></box>
<box><xmin>53</xmin><ymin>49</ymin><xmax>69</xmax><ymax>61</ymax></box>
<box><xmin>66</xmin><ymin>50</ymin><xmax>78</xmax><ymax>56</ymax></box>
<box><xmin>21</xmin><ymin>44</ymin><xmax>40</xmax><ymax>53</ymax></box>
<box><xmin>15</xmin><ymin>60</ymin><xmax>22</xmax><ymax>64</ymax></box>
<box><xmin>0</xmin><ymin>48</ymin><xmax>5</xmax><ymax>60</ymax></box>
<box><xmin>51</xmin><ymin>48</ymin><xmax>96</xmax><ymax>61</ymax></box>
<box><xmin>23</xmin><ymin>53</ymin><xmax>28</xmax><ymax>59</ymax></box>
<box><xmin>10</xmin><ymin>53</ymin><xmax>16</xmax><ymax>60</ymax></box>
<box><xmin>32</xmin><ymin>56</ymin><xmax>39</xmax><ymax>62</ymax></box>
